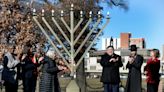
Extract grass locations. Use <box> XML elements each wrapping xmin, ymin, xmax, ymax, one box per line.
<box><xmin>0</xmin><ymin>78</ymin><xmax>163</xmax><ymax>92</ymax></box>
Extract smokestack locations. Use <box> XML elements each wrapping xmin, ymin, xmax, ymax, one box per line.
<box><xmin>110</xmin><ymin>37</ymin><xmax>113</xmax><ymax>47</ymax></box>
<box><xmin>162</xmin><ymin>45</ymin><xmax>164</xmax><ymax>61</ymax></box>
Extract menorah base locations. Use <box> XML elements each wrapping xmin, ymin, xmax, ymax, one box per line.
<box><xmin>66</xmin><ymin>79</ymin><xmax>80</xmax><ymax>92</ymax></box>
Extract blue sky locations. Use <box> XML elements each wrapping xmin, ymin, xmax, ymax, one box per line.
<box><xmin>96</xmin><ymin>0</ymin><xmax>164</xmax><ymax>52</ymax></box>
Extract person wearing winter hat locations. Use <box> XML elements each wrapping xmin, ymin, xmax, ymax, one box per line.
<box><xmin>125</xmin><ymin>45</ymin><xmax>143</xmax><ymax>92</ymax></box>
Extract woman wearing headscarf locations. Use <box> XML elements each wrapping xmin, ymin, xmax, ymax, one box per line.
<box><xmin>2</xmin><ymin>45</ymin><xmax>22</xmax><ymax>92</ymax></box>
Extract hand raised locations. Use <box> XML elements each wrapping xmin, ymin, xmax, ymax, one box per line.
<box><xmin>109</xmin><ymin>58</ymin><xmax>117</xmax><ymax>62</ymax></box>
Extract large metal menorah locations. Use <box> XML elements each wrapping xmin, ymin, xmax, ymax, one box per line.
<box><xmin>32</xmin><ymin>4</ymin><xmax>110</xmax><ymax>78</ymax></box>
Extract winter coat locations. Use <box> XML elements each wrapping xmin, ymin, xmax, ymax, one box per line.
<box><xmin>144</xmin><ymin>58</ymin><xmax>160</xmax><ymax>84</ymax></box>
<box><xmin>2</xmin><ymin>52</ymin><xmax>19</xmax><ymax>85</ymax></box>
<box><xmin>21</xmin><ymin>55</ymin><xmax>38</xmax><ymax>79</ymax></box>
<box><xmin>100</xmin><ymin>53</ymin><xmax>123</xmax><ymax>84</ymax></box>
<box><xmin>125</xmin><ymin>55</ymin><xmax>143</xmax><ymax>92</ymax></box>
<box><xmin>39</xmin><ymin>56</ymin><xmax>61</xmax><ymax>92</ymax></box>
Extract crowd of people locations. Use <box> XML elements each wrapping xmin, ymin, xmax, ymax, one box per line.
<box><xmin>0</xmin><ymin>44</ymin><xmax>69</xmax><ymax>92</ymax></box>
<box><xmin>0</xmin><ymin>43</ymin><xmax>161</xmax><ymax>92</ymax></box>
<box><xmin>100</xmin><ymin>44</ymin><xmax>161</xmax><ymax>92</ymax></box>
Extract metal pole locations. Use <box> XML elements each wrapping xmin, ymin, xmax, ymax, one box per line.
<box><xmin>73</xmin><ymin>11</ymin><xmax>84</xmax><ymax>33</ymax></box>
<box><xmin>66</xmin><ymin>3</ymin><xmax>80</xmax><ymax>92</ymax></box>
<box><xmin>74</xmin><ymin>19</ymin><xmax>92</xmax><ymax>45</ymax></box>
<box><xmin>70</xmin><ymin>4</ymin><xmax>75</xmax><ymax>77</ymax></box>
<box><xmin>42</xmin><ymin>10</ymin><xmax>71</xmax><ymax>57</ymax></box>
<box><xmin>74</xmin><ymin>11</ymin><xmax>92</xmax><ymax>45</ymax></box>
<box><xmin>60</xmin><ymin>10</ymin><xmax>71</xmax><ymax>33</ymax></box>
<box><xmin>32</xmin><ymin>9</ymin><xmax>71</xmax><ymax>70</ymax></box>
<box><xmin>74</xmin><ymin>18</ymin><xmax>101</xmax><ymax>58</ymax></box>
<box><xmin>75</xmin><ymin>13</ymin><xmax>110</xmax><ymax>69</ymax></box>
<box><xmin>73</xmin><ymin>11</ymin><xmax>101</xmax><ymax>58</ymax></box>
<box><xmin>52</xmin><ymin>18</ymin><xmax>71</xmax><ymax>44</ymax></box>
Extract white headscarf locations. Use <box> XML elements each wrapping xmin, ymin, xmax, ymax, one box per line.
<box><xmin>46</xmin><ymin>48</ymin><xmax>55</xmax><ymax>59</ymax></box>
<box><xmin>5</xmin><ymin>52</ymin><xmax>20</xmax><ymax>69</ymax></box>
<box><xmin>4</xmin><ymin>52</ymin><xmax>20</xmax><ymax>80</ymax></box>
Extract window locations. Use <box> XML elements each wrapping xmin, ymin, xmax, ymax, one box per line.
<box><xmin>90</xmin><ymin>66</ymin><xmax>96</xmax><ymax>70</ymax></box>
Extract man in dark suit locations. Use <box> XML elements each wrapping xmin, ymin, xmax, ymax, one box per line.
<box><xmin>125</xmin><ymin>44</ymin><xmax>143</xmax><ymax>92</ymax></box>
<box><xmin>100</xmin><ymin>46</ymin><xmax>123</xmax><ymax>92</ymax></box>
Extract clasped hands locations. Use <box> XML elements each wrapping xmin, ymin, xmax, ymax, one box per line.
<box><xmin>109</xmin><ymin>58</ymin><xmax>118</xmax><ymax>62</ymax></box>
<box><xmin>128</xmin><ymin>57</ymin><xmax>134</xmax><ymax>64</ymax></box>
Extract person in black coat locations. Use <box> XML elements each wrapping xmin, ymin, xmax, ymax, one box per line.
<box><xmin>2</xmin><ymin>45</ymin><xmax>22</xmax><ymax>92</ymax></box>
<box><xmin>100</xmin><ymin>46</ymin><xmax>123</xmax><ymax>92</ymax></box>
<box><xmin>39</xmin><ymin>49</ymin><xmax>66</xmax><ymax>92</ymax></box>
<box><xmin>125</xmin><ymin>45</ymin><xmax>143</xmax><ymax>92</ymax></box>
<box><xmin>21</xmin><ymin>45</ymin><xmax>39</xmax><ymax>92</ymax></box>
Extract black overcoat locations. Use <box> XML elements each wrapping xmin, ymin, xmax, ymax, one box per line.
<box><xmin>39</xmin><ymin>56</ymin><xmax>61</xmax><ymax>92</ymax></box>
<box><xmin>100</xmin><ymin>53</ymin><xmax>123</xmax><ymax>84</ymax></box>
<box><xmin>125</xmin><ymin>55</ymin><xmax>143</xmax><ymax>92</ymax></box>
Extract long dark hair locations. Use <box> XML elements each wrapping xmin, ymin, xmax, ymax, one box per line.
<box><xmin>26</xmin><ymin>44</ymin><xmax>33</xmax><ymax>57</ymax></box>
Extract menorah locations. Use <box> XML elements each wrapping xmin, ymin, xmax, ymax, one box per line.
<box><xmin>33</xmin><ymin>4</ymin><xmax>110</xmax><ymax>92</ymax></box>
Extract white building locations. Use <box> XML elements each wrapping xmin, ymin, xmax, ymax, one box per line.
<box><xmin>102</xmin><ymin>33</ymin><xmax>146</xmax><ymax>50</ymax></box>
<box><xmin>85</xmin><ymin>50</ymin><xmax>128</xmax><ymax>73</ymax></box>
<box><xmin>102</xmin><ymin>37</ymin><xmax>120</xmax><ymax>50</ymax></box>
<box><xmin>85</xmin><ymin>49</ymin><xmax>151</xmax><ymax>74</ymax></box>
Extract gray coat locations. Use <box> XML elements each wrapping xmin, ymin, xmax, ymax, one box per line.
<box><xmin>39</xmin><ymin>56</ymin><xmax>61</xmax><ymax>92</ymax></box>
<box><xmin>125</xmin><ymin>55</ymin><xmax>143</xmax><ymax>92</ymax></box>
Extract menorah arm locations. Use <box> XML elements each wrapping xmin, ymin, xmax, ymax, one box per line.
<box><xmin>61</xmin><ymin>17</ymin><xmax>71</xmax><ymax>32</ymax></box>
<box><xmin>33</xmin><ymin>16</ymin><xmax>71</xmax><ymax>70</ymax></box>
<box><xmin>75</xmin><ymin>18</ymin><xmax>110</xmax><ymax>70</ymax></box>
<box><xmin>74</xmin><ymin>18</ymin><xmax>102</xmax><ymax>58</ymax></box>
<box><xmin>74</xmin><ymin>18</ymin><xmax>92</xmax><ymax>45</ymax></box>
<box><xmin>73</xmin><ymin>18</ymin><xmax>84</xmax><ymax>33</ymax></box>
<box><xmin>52</xmin><ymin>17</ymin><xmax>71</xmax><ymax>44</ymax></box>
